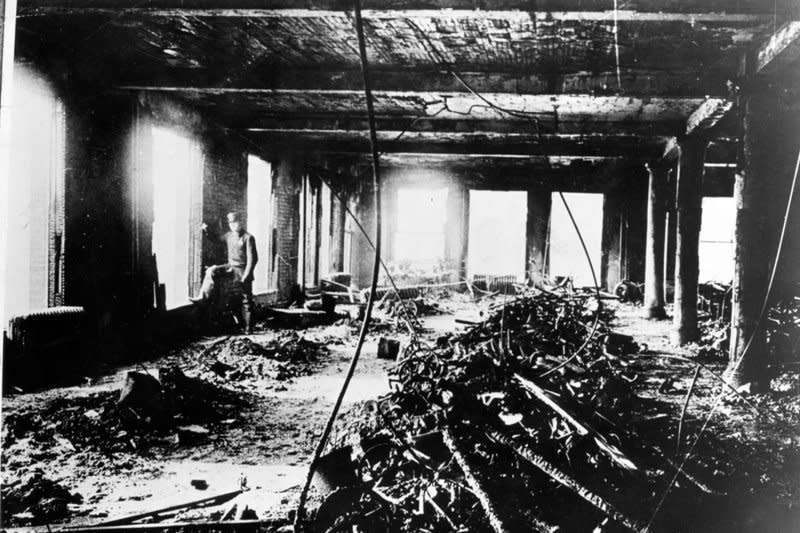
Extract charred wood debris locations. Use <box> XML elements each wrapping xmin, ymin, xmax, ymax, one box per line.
<box><xmin>696</xmin><ymin>282</ymin><xmax>800</xmax><ymax>366</ymax></box>
<box><xmin>301</xmin><ymin>289</ymin><xmax>700</xmax><ymax>533</ymax></box>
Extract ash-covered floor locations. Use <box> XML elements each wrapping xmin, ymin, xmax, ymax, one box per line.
<box><xmin>2</xmin><ymin>297</ymin><xmax>799</xmax><ymax>531</ymax></box>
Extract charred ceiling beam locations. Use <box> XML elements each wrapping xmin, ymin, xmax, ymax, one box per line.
<box><xmin>377</xmin><ymin>153</ymin><xmax>618</xmax><ymax>169</ymax></box>
<box><xmin>17</xmin><ymin>1</ymin><xmax>793</xmax><ymax>16</ymax></box>
<box><xmin>684</xmin><ymin>97</ymin><xmax>734</xmax><ymax>134</ymax></box>
<box><xmin>129</xmin><ymin>90</ymin><xmax>704</xmax><ymax>132</ymax></box>
<box><xmin>227</xmin><ymin>116</ymin><xmax>684</xmax><ymax>136</ymax></box>
<box><xmin>243</xmin><ymin>129</ymin><xmax>669</xmax><ymax>158</ymax></box>
<box><xmin>754</xmin><ymin>20</ymin><xmax>800</xmax><ymax>76</ymax></box>
<box><xmin>117</xmin><ymin>69</ymin><xmax>731</xmax><ymax>98</ymax></box>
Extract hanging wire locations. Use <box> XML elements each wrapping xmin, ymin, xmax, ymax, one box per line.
<box><xmin>612</xmin><ymin>0</ymin><xmax>622</xmax><ymax>92</ymax></box>
<box><xmin>646</xmin><ymin>143</ymin><xmax>800</xmax><ymax>528</ymax></box>
<box><xmin>294</xmin><ymin>0</ymin><xmax>385</xmax><ymax>525</ymax></box>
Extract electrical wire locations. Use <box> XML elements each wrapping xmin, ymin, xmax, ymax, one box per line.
<box><xmin>405</xmin><ymin>19</ymin><xmax>543</xmax><ymax>135</ymax></box>
<box><xmin>294</xmin><ymin>0</ymin><xmax>384</xmax><ymax>525</ymax></box>
<box><xmin>539</xmin><ymin>192</ymin><xmax>603</xmax><ymax>378</ymax></box>
<box><xmin>646</xmin><ymin>143</ymin><xmax>800</xmax><ymax>528</ymax></box>
<box><xmin>612</xmin><ymin>0</ymin><xmax>622</xmax><ymax>92</ymax></box>
<box><xmin>308</xmin><ymin>167</ymin><xmax>421</xmax><ymax>335</ymax></box>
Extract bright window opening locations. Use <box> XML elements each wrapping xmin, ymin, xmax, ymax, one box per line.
<box><xmin>151</xmin><ymin>127</ymin><xmax>197</xmax><ymax>309</ymax></box>
<box><xmin>247</xmin><ymin>155</ymin><xmax>273</xmax><ymax>293</ymax></box>
<box><xmin>699</xmin><ymin>197</ymin><xmax>735</xmax><ymax>283</ymax></box>
<box><xmin>319</xmin><ymin>182</ymin><xmax>333</xmax><ymax>279</ymax></box>
<box><xmin>394</xmin><ymin>187</ymin><xmax>449</xmax><ymax>269</ymax></box>
<box><xmin>549</xmin><ymin>192</ymin><xmax>603</xmax><ymax>287</ymax></box>
<box><xmin>468</xmin><ymin>190</ymin><xmax>526</xmax><ymax>280</ymax></box>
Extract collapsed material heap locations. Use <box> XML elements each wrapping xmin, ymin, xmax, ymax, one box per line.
<box><xmin>306</xmin><ymin>290</ymin><xmax>714</xmax><ymax>532</ymax></box>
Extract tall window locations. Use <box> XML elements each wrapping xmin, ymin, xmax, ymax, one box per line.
<box><xmin>4</xmin><ymin>65</ymin><xmax>66</xmax><ymax>318</ymax></box>
<box><xmin>319</xmin><ymin>182</ymin><xmax>333</xmax><ymax>279</ymax></box>
<box><xmin>699</xmin><ymin>197</ymin><xmax>735</xmax><ymax>283</ymax></box>
<box><xmin>468</xmin><ymin>190</ymin><xmax>527</xmax><ymax>280</ymax></box>
<box><xmin>247</xmin><ymin>155</ymin><xmax>273</xmax><ymax>293</ymax></box>
<box><xmin>549</xmin><ymin>192</ymin><xmax>603</xmax><ymax>287</ymax></box>
<box><xmin>151</xmin><ymin>127</ymin><xmax>200</xmax><ymax>309</ymax></box>
<box><xmin>394</xmin><ymin>187</ymin><xmax>449</xmax><ymax>269</ymax></box>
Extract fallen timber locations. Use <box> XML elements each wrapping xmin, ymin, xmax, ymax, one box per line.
<box><xmin>298</xmin><ymin>289</ymin><xmax>717</xmax><ymax>532</ymax></box>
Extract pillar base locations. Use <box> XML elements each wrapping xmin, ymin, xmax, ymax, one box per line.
<box><xmin>670</xmin><ymin>325</ymin><xmax>699</xmax><ymax>346</ymax></box>
<box><xmin>643</xmin><ymin>305</ymin><xmax>667</xmax><ymax>320</ymax></box>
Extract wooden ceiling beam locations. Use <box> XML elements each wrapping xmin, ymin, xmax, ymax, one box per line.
<box><xmin>18</xmin><ymin>1</ymin><xmax>793</xmax><ymax>17</ymax></box>
<box><xmin>232</xmin><ymin>116</ymin><xmax>684</xmax><ymax>136</ymax></box>
<box><xmin>117</xmin><ymin>68</ymin><xmax>730</xmax><ymax>97</ymax></box>
<box><xmin>755</xmin><ymin>21</ymin><xmax>800</xmax><ymax>76</ymax></box>
<box><xmin>242</xmin><ymin>129</ymin><xmax>670</xmax><ymax>158</ymax></box>
<box><xmin>685</xmin><ymin>97</ymin><xmax>734</xmax><ymax>134</ymax></box>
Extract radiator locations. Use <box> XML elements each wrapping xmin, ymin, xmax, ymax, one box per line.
<box><xmin>6</xmin><ymin>306</ymin><xmax>86</xmax><ymax>357</ymax></box>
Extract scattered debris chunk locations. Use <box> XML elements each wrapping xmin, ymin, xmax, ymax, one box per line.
<box><xmin>1</xmin><ymin>470</ymin><xmax>82</xmax><ymax>525</ymax></box>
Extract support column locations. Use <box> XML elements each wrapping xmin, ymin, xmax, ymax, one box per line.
<box><xmin>445</xmin><ymin>182</ymin><xmax>469</xmax><ymax>282</ymax></box>
<box><xmin>329</xmin><ymin>192</ymin><xmax>346</xmax><ymax>273</ymax></box>
<box><xmin>350</xmin><ymin>177</ymin><xmax>377</xmax><ymax>289</ymax></box>
<box><xmin>672</xmin><ymin>138</ymin><xmax>706</xmax><ymax>344</ymax></box>
<box><xmin>381</xmin><ymin>185</ymin><xmax>398</xmax><ymax>266</ymax></box>
<box><xmin>601</xmin><ymin>190</ymin><xmax>623</xmax><ymax>291</ymax></box>
<box><xmin>726</xmin><ymin>92</ymin><xmax>774</xmax><ymax>390</ymax></box>
<box><xmin>643</xmin><ymin>163</ymin><xmax>669</xmax><ymax>319</ymax></box>
<box><xmin>273</xmin><ymin>158</ymin><xmax>302</xmax><ymax>301</ymax></box>
<box><xmin>663</xmin><ymin>165</ymin><xmax>678</xmax><ymax>302</ymax></box>
<box><xmin>525</xmin><ymin>189</ymin><xmax>551</xmax><ymax>286</ymax></box>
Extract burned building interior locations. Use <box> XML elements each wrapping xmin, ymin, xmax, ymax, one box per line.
<box><xmin>1</xmin><ymin>0</ymin><xmax>800</xmax><ymax>531</ymax></box>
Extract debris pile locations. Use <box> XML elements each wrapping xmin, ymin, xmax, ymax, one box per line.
<box><xmin>767</xmin><ymin>293</ymin><xmax>800</xmax><ymax>364</ymax></box>
<box><xmin>696</xmin><ymin>318</ymin><xmax>730</xmax><ymax>361</ymax></box>
<box><xmin>1</xmin><ymin>470</ymin><xmax>83</xmax><ymax>525</ymax></box>
<box><xmin>196</xmin><ymin>334</ymin><xmax>327</xmax><ymax>384</ymax></box>
<box><xmin>1</xmin><ymin>368</ymin><xmax>247</xmax><ymax>455</ymax></box>
<box><xmin>305</xmin><ymin>291</ymin><xmax>699</xmax><ymax>532</ymax></box>
<box><xmin>694</xmin><ymin>284</ymin><xmax>800</xmax><ymax>364</ymax></box>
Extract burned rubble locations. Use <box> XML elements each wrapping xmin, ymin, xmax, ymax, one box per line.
<box><xmin>3</xmin><ymin>1</ymin><xmax>800</xmax><ymax>532</ymax></box>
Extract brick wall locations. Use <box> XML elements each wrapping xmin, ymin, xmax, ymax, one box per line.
<box><xmin>201</xmin><ymin>138</ymin><xmax>248</xmax><ymax>269</ymax></box>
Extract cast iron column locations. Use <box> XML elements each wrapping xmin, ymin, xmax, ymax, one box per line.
<box><xmin>525</xmin><ymin>189</ymin><xmax>551</xmax><ymax>286</ymax></box>
<box><xmin>672</xmin><ymin>138</ymin><xmax>706</xmax><ymax>344</ymax></box>
<box><xmin>644</xmin><ymin>163</ymin><xmax>669</xmax><ymax>319</ymax></box>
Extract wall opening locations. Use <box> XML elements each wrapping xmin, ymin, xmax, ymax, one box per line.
<box><xmin>247</xmin><ymin>155</ymin><xmax>273</xmax><ymax>293</ymax></box>
<box><xmin>549</xmin><ymin>192</ymin><xmax>603</xmax><ymax>287</ymax></box>
<box><xmin>319</xmin><ymin>182</ymin><xmax>333</xmax><ymax>279</ymax></box>
<box><xmin>151</xmin><ymin>127</ymin><xmax>198</xmax><ymax>309</ymax></box>
<box><xmin>4</xmin><ymin>65</ymin><xmax>66</xmax><ymax>320</ymax></box>
<box><xmin>394</xmin><ymin>187</ymin><xmax>449</xmax><ymax>272</ymax></box>
<box><xmin>468</xmin><ymin>190</ymin><xmax>526</xmax><ymax>280</ymax></box>
<box><xmin>699</xmin><ymin>197</ymin><xmax>735</xmax><ymax>283</ymax></box>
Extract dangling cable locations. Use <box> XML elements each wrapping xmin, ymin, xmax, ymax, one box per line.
<box><xmin>540</xmin><ymin>192</ymin><xmax>603</xmax><ymax>377</ymax></box>
<box><xmin>646</xmin><ymin>144</ymin><xmax>800</xmax><ymax>529</ymax></box>
<box><xmin>294</xmin><ymin>0</ymin><xmax>384</xmax><ymax>525</ymax></box>
<box><xmin>612</xmin><ymin>0</ymin><xmax>622</xmax><ymax>92</ymax></box>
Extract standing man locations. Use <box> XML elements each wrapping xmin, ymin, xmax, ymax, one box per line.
<box><xmin>191</xmin><ymin>212</ymin><xmax>258</xmax><ymax>333</ymax></box>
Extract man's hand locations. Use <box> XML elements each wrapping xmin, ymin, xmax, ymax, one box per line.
<box><xmin>200</xmin><ymin>222</ymin><xmax>208</xmax><ymax>232</ymax></box>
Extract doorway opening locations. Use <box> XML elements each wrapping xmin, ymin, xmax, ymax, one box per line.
<box><xmin>548</xmin><ymin>192</ymin><xmax>603</xmax><ymax>288</ymax></box>
<box><xmin>467</xmin><ymin>190</ymin><xmax>527</xmax><ymax>281</ymax></box>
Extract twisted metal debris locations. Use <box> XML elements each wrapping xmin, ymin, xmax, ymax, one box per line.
<box><xmin>304</xmin><ymin>290</ymin><xmax>670</xmax><ymax>533</ymax></box>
